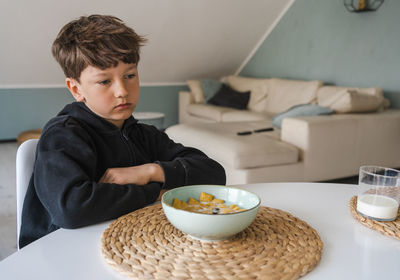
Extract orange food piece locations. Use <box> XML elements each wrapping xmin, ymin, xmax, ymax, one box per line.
<box><xmin>172</xmin><ymin>198</ymin><xmax>182</xmax><ymax>209</ymax></box>
<box><xmin>211</xmin><ymin>198</ymin><xmax>225</xmax><ymax>204</ymax></box>
<box><xmin>188</xmin><ymin>197</ymin><xmax>200</xmax><ymax>205</ymax></box>
<box><xmin>181</xmin><ymin>201</ymin><xmax>188</xmax><ymax>209</ymax></box>
<box><xmin>200</xmin><ymin>192</ymin><xmax>214</xmax><ymax>202</ymax></box>
<box><xmin>229</xmin><ymin>204</ymin><xmax>241</xmax><ymax>211</ymax></box>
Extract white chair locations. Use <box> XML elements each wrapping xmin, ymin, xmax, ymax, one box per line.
<box><xmin>16</xmin><ymin>139</ymin><xmax>38</xmax><ymax>249</ymax></box>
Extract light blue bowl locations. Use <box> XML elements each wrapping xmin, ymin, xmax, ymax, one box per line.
<box><xmin>161</xmin><ymin>185</ymin><xmax>261</xmax><ymax>241</ymax></box>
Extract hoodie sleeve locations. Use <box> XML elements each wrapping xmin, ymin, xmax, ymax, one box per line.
<box><xmin>34</xmin><ymin>123</ymin><xmax>161</xmax><ymax>229</ymax></box>
<box><xmin>138</xmin><ymin>125</ymin><xmax>226</xmax><ymax>189</ymax></box>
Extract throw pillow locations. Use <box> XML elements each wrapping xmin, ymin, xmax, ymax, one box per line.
<box><xmin>208</xmin><ymin>84</ymin><xmax>250</xmax><ymax>110</ymax></box>
<box><xmin>247</xmin><ymin>84</ymin><xmax>269</xmax><ymax>113</ymax></box>
<box><xmin>265</xmin><ymin>78</ymin><xmax>323</xmax><ymax>115</ymax></box>
<box><xmin>186</xmin><ymin>80</ymin><xmax>205</xmax><ymax>103</ymax></box>
<box><xmin>317</xmin><ymin>87</ymin><xmax>384</xmax><ymax>113</ymax></box>
<box><xmin>201</xmin><ymin>79</ymin><xmax>223</xmax><ymax>101</ymax></box>
<box><xmin>272</xmin><ymin>104</ymin><xmax>334</xmax><ymax>128</ymax></box>
<box><xmin>225</xmin><ymin>75</ymin><xmax>270</xmax><ymax>113</ymax></box>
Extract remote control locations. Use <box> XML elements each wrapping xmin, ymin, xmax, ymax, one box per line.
<box><xmin>254</xmin><ymin>127</ymin><xmax>274</xmax><ymax>133</ymax></box>
<box><xmin>237</xmin><ymin>131</ymin><xmax>252</xmax><ymax>136</ymax></box>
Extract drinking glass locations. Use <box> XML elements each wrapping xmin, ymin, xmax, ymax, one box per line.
<box><xmin>357</xmin><ymin>166</ymin><xmax>400</xmax><ymax>221</ymax></box>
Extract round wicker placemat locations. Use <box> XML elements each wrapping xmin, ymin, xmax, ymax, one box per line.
<box><xmin>349</xmin><ymin>196</ymin><xmax>400</xmax><ymax>241</ymax></box>
<box><xmin>101</xmin><ymin>204</ymin><xmax>323</xmax><ymax>280</ymax></box>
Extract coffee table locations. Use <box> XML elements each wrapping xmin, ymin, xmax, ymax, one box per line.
<box><xmin>1</xmin><ymin>182</ymin><xmax>399</xmax><ymax>279</ymax></box>
<box><xmin>132</xmin><ymin>111</ymin><xmax>165</xmax><ymax>129</ymax></box>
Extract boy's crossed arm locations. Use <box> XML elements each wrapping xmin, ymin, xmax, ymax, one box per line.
<box><xmin>99</xmin><ymin>163</ymin><xmax>165</xmax><ymax>186</ymax></box>
<box><xmin>99</xmin><ymin>164</ymin><xmax>167</xmax><ymax>201</ymax></box>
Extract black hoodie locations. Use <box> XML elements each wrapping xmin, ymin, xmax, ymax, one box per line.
<box><xmin>19</xmin><ymin>102</ymin><xmax>226</xmax><ymax>248</ymax></box>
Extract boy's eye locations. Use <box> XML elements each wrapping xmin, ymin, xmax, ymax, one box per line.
<box><xmin>125</xmin><ymin>73</ymin><xmax>136</xmax><ymax>79</ymax></box>
<box><xmin>98</xmin><ymin>80</ymin><xmax>110</xmax><ymax>86</ymax></box>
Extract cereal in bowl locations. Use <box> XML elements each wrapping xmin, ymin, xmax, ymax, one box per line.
<box><xmin>172</xmin><ymin>192</ymin><xmax>245</xmax><ymax>214</ymax></box>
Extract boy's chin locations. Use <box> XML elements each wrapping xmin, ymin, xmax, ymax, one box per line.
<box><xmin>117</xmin><ymin>111</ymin><xmax>134</xmax><ymax>120</ymax></box>
<box><xmin>115</xmin><ymin>107</ymin><xmax>135</xmax><ymax>116</ymax></box>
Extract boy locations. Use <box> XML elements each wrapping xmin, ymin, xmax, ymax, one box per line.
<box><xmin>19</xmin><ymin>15</ymin><xmax>226</xmax><ymax>248</ymax></box>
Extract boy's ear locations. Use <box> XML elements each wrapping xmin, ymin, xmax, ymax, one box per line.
<box><xmin>66</xmin><ymin>78</ymin><xmax>85</xmax><ymax>102</ymax></box>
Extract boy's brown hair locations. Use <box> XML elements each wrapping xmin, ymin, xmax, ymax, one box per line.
<box><xmin>52</xmin><ymin>15</ymin><xmax>146</xmax><ymax>81</ymax></box>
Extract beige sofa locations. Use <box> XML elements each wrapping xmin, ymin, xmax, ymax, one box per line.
<box><xmin>167</xmin><ymin>76</ymin><xmax>400</xmax><ymax>185</ymax></box>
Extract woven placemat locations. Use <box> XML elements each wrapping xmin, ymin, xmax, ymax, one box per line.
<box><xmin>101</xmin><ymin>204</ymin><xmax>323</xmax><ymax>280</ymax></box>
<box><xmin>349</xmin><ymin>196</ymin><xmax>400</xmax><ymax>241</ymax></box>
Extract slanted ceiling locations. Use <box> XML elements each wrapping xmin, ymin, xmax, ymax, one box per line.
<box><xmin>0</xmin><ymin>0</ymin><xmax>293</xmax><ymax>87</ymax></box>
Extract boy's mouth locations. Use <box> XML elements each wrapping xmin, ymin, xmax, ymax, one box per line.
<box><xmin>115</xmin><ymin>103</ymin><xmax>132</xmax><ymax>110</ymax></box>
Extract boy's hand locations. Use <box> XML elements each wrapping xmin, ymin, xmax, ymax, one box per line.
<box><xmin>157</xmin><ymin>189</ymin><xmax>167</xmax><ymax>201</ymax></box>
<box><xmin>99</xmin><ymin>163</ymin><xmax>165</xmax><ymax>186</ymax></box>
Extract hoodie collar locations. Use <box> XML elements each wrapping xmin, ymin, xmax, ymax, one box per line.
<box><xmin>58</xmin><ymin>102</ymin><xmax>138</xmax><ymax>134</ymax></box>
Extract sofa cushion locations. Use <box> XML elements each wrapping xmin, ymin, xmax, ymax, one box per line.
<box><xmin>265</xmin><ymin>78</ymin><xmax>323</xmax><ymax>115</ymax></box>
<box><xmin>208</xmin><ymin>84</ymin><xmax>250</xmax><ymax>110</ymax></box>
<box><xmin>317</xmin><ymin>86</ymin><xmax>384</xmax><ymax>113</ymax></box>
<box><xmin>165</xmin><ymin>121</ymin><xmax>299</xmax><ymax>169</ymax></box>
<box><xmin>317</xmin><ymin>86</ymin><xmax>382</xmax><ymax>99</ymax></box>
<box><xmin>331</xmin><ymin>90</ymin><xmax>383</xmax><ymax>113</ymax></box>
<box><xmin>201</xmin><ymin>79</ymin><xmax>223</xmax><ymax>101</ymax></box>
<box><xmin>221</xmin><ymin>110</ymin><xmax>271</xmax><ymax>122</ymax></box>
<box><xmin>186</xmin><ymin>103</ymin><xmax>234</xmax><ymax>122</ymax></box>
<box><xmin>226</xmin><ymin>75</ymin><xmax>269</xmax><ymax>113</ymax></box>
<box><xmin>272</xmin><ymin>104</ymin><xmax>334</xmax><ymax>128</ymax></box>
<box><xmin>187</xmin><ymin>104</ymin><xmax>271</xmax><ymax>123</ymax></box>
<box><xmin>226</xmin><ymin>75</ymin><xmax>269</xmax><ymax>92</ymax></box>
<box><xmin>186</xmin><ymin>80</ymin><xmax>205</xmax><ymax>103</ymax></box>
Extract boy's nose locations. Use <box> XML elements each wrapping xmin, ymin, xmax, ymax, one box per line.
<box><xmin>114</xmin><ymin>81</ymin><xmax>129</xmax><ymax>98</ymax></box>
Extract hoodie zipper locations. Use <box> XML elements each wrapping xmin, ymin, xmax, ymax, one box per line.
<box><xmin>121</xmin><ymin>130</ymin><xmax>136</xmax><ymax>165</ymax></box>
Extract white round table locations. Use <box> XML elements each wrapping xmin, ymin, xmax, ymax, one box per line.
<box><xmin>132</xmin><ymin>112</ymin><xmax>165</xmax><ymax>129</ymax></box>
<box><xmin>1</xmin><ymin>182</ymin><xmax>399</xmax><ymax>279</ymax></box>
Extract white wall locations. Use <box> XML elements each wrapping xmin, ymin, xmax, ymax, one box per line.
<box><xmin>0</xmin><ymin>0</ymin><xmax>292</xmax><ymax>87</ymax></box>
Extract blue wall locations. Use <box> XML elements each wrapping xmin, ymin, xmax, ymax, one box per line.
<box><xmin>3</xmin><ymin>0</ymin><xmax>400</xmax><ymax>140</ymax></box>
<box><xmin>241</xmin><ymin>0</ymin><xmax>400</xmax><ymax>108</ymax></box>
<box><xmin>0</xmin><ymin>85</ymin><xmax>186</xmax><ymax>140</ymax></box>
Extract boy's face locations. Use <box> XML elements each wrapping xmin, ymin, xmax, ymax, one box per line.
<box><xmin>66</xmin><ymin>62</ymin><xmax>139</xmax><ymax>128</ymax></box>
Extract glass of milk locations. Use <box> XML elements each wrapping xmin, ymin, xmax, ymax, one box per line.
<box><xmin>357</xmin><ymin>166</ymin><xmax>400</xmax><ymax>221</ymax></box>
